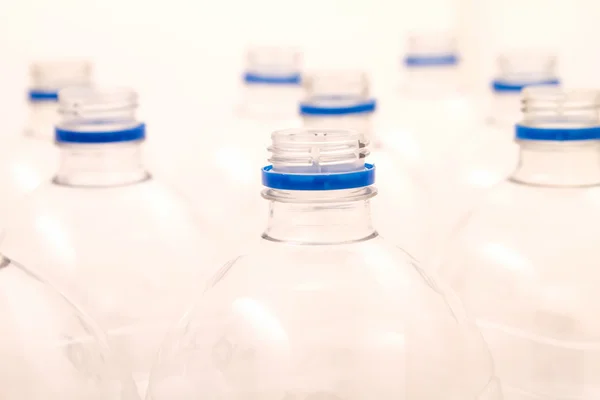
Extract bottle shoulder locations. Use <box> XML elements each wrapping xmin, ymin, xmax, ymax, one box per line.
<box><xmin>0</xmin><ymin>255</ymin><xmax>139</xmax><ymax>399</ymax></box>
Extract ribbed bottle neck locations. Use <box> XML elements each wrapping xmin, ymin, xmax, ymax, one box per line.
<box><xmin>262</xmin><ymin>188</ymin><xmax>377</xmax><ymax>244</ymax></box>
<box><xmin>53</xmin><ymin>142</ymin><xmax>150</xmax><ymax>188</ymax></box>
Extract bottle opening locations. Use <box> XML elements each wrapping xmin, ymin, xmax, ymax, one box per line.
<box><xmin>299</xmin><ymin>71</ymin><xmax>376</xmax><ymax>116</ymax></box>
<box><xmin>403</xmin><ymin>32</ymin><xmax>459</xmax><ymax>68</ymax></box>
<box><xmin>492</xmin><ymin>51</ymin><xmax>559</xmax><ymax>93</ymax></box>
<box><xmin>262</xmin><ymin>128</ymin><xmax>374</xmax><ymax>190</ymax></box>
<box><xmin>29</xmin><ymin>60</ymin><xmax>92</xmax><ymax>102</ymax></box>
<box><xmin>55</xmin><ymin>87</ymin><xmax>145</xmax><ymax>144</ymax></box>
<box><xmin>243</xmin><ymin>46</ymin><xmax>302</xmax><ymax>85</ymax></box>
<box><xmin>516</xmin><ymin>87</ymin><xmax>600</xmax><ymax>141</ymax></box>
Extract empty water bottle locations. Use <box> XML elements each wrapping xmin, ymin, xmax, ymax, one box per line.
<box><xmin>0</xmin><ymin>253</ymin><xmax>139</xmax><ymax>399</ymax></box>
<box><xmin>299</xmin><ymin>70</ymin><xmax>431</xmax><ymax>260</ymax></box>
<box><xmin>0</xmin><ymin>86</ymin><xmax>220</xmax><ymax>396</ymax></box>
<box><xmin>438</xmin><ymin>87</ymin><xmax>600</xmax><ymax>399</ymax></box>
<box><xmin>380</xmin><ymin>32</ymin><xmax>478</xmax><ymax>187</ymax></box>
<box><xmin>488</xmin><ymin>52</ymin><xmax>559</xmax><ymax>127</ymax></box>
<box><xmin>145</xmin><ymin>128</ymin><xmax>502</xmax><ymax>400</ymax></box>
<box><xmin>0</xmin><ymin>61</ymin><xmax>92</xmax><ymax>224</ymax></box>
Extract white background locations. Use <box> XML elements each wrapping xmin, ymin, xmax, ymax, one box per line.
<box><xmin>1</xmin><ymin>0</ymin><xmax>599</xmax><ymax>137</ymax></box>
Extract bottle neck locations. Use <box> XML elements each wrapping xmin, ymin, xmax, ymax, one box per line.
<box><xmin>511</xmin><ymin>141</ymin><xmax>600</xmax><ymax>187</ymax></box>
<box><xmin>262</xmin><ymin>187</ymin><xmax>377</xmax><ymax>245</ymax></box>
<box><xmin>404</xmin><ymin>66</ymin><xmax>462</xmax><ymax>97</ymax></box>
<box><xmin>53</xmin><ymin>141</ymin><xmax>150</xmax><ymax>187</ymax></box>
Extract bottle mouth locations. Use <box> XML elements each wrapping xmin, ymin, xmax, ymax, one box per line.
<box><xmin>55</xmin><ymin>86</ymin><xmax>144</xmax><ymax>144</ymax></box>
<box><xmin>403</xmin><ymin>31</ymin><xmax>459</xmax><ymax>68</ymax></box>
<box><xmin>516</xmin><ymin>87</ymin><xmax>600</xmax><ymax>141</ymax></box>
<box><xmin>243</xmin><ymin>46</ymin><xmax>302</xmax><ymax>86</ymax></box>
<box><xmin>493</xmin><ymin>51</ymin><xmax>559</xmax><ymax>93</ymax></box>
<box><xmin>300</xmin><ymin>71</ymin><xmax>375</xmax><ymax>116</ymax></box>
<box><xmin>262</xmin><ymin>128</ymin><xmax>374</xmax><ymax>190</ymax></box>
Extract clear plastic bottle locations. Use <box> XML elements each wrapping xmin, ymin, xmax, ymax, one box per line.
<box><xmin>153</xmin><ymin>46</ymin><xmax>304</xmax><ymax>254</ymax></box>
<box><xmin>0</xmin><ymin>254</ymin><xmax>140</xmax><ymax>400</ymax></box>
<box><xmin>300</xmin><ymin>70</ymin><xmax>431</xmax><ymax>261</ymax></box>
<box><xmin>0</xmin><ymin>86</ymin><xmax>220</xmax><ymax>397</ymax></box>
<box><xmin>437</xmin><ymin>87</ymin><xmax>600</xmax><ymax>399</ymax></box>
<box><xmin>425</xmin><ymin>53</ymin><xmax>560</xmax><ymax>255</ymax></box>
<box><xmin>488</xmin><ymin>52</ymin><xmax>559</xmax><ymax>128</ymax></box>
<box><xmin>0</xmin><ymin>60</ymin><xmax>92</xmax><ymax>226</ymax></box>
<box><xmin>380</xmin><ymin>32</ymin><xmax>478</xmax><ymax>187</ymax></box>
<box><xmin>145</xmin><ymin>128</ymin><xmax>502</xmax><ymax>400</ymax></box>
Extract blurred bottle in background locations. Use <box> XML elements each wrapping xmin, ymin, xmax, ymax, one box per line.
<box><xmin>438</xmin><ymin>86</ymin><xmax>600</xmax><ymax>399</ymax></box>
<box><xmin>378</xmin><ymin>31</ymin><xmax>479</xmax><ymax>190</ymax></box>
<box><xmin>150</xmin><ymin>45</ymin><xmax>305</xmax><ymax>255</ymax></box>
<box><xmin>299</xmin><ymin>70</ymin><xmax>431</xmax><ymax>261</ymax></box>
<box><xmin>0</xmin><ymin>86</ymin><xmax>221</xmax><ymax>397</ymax></box>
<box><xmin>0</xmin><ymin>253</ymin><xmax>139</xmax><ymax>400</ymax></box>
<box><xmin>0</xmin><ymin>60</ymin><xmax>92</xmax><ymax>226</ymax></box>
<box><xmin>431</xmin><ymin>52</ymin><xmax>561</xmax><ymax>253</ymax></box>
<box><xmin>146</xmin><ymin>127</ymin><xmax>502</xmax><ymax>400</ymax></box>
<box><xmin>488</xmin><ymin>51</ymin><xmax>560</xmax><ymax>127</ymax></box>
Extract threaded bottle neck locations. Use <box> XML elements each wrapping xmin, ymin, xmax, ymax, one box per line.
<box><xmin>268</xmin><ymin>128</ymin><xmax>368</xmax><ymax>174</ymax></box>
<box><xmin>57</xmin><ymin>87</ymin><xmax>141</xmax><ymax>136</ymax></box>
<box><xmin>29</xmin><ymin>60</ymin><xmax>92</xmax><ymax>93</ymax></box>
<box><xmin>520</xmin><ymin>87</ymin><xmax>600</xmax><ymax>129</ymax></box>
<box><xmin>244</xmin><ymin>46</ymin><xmax>302</xmax><ymax>81</ymax></box>
<box><xmin>405</xmin><ymin>32</ymin><xmax>458</xmax><ymax>61</ymax></box>
<box><xmin>494</xmin><ymin>52</ymin><xmax>558</xmax><ymax>89</ymax></box>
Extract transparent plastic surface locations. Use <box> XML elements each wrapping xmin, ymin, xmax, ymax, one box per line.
<box><xmin>0</xmin><ymin>254</ymin><xmax>139</xmax><ymax>400</ymax></box>
<box><xmin>379</xmin><ymin>32</ymin><xmax>479</xmax><ymax>189</ymax></box>
<box><xmin>488</xmin><ymin>52</ymin><xmax>558</xmax><ymax>127</ymax></box>
<box><xmin>438</xmin><ymin>88</ymin><xmax>600</xmax><ymax>399</ymax></box>
<box><xmin>238</xmin><ymin>46</ymin><xmax>303</xmax><ymax>122</ymax></box>
<box><xmin>146</xmin><ymin>128</ymin><xmax>502</xmax><ymax>400</ymax></box>
<box><xmin>25</xmin><ymin>60</ymin><xmax>93</xmax><ymax>139</ymax></box>
<box><xmin>0</xmin><ymin>87</ymin><xmax>221</xmax><ymax>397</ymax></box>
<box><xmin>301</xmin><ymin>71</ymin><xmax>432</xmax><ymax>261</ymax></box>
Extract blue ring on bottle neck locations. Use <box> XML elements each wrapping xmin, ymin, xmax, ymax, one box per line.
<box><xmin>492</xmin><ymin>78</ymin><xmax>560</xmax><ymax>93</ymax></box>
<box><xmin>300</xmin><ymin>98</ymin><xmax>377</xmax><ymax>116</ymax></box>
<box><xmin>515</xmin><ymin>124</ymin><xmax>600</xmax><ymax>141</ymax></box>
<box><xmin>55</xmin><ymin>123</ymin><xmax>146</xmax><ymax>144</ymax></box>
<box><xmin>404</xmin><ymin>54</ymin><xmax>459</xmax><ymax>67</ymax></box>
<box><xmin>262</xmin><ymin>163</ymin><xmax>375</xmax><ymax>190</ymax></box>
<box><xmin>244</xmin><ymin>72</ymin><xmax>301</xmax><ymax>85</ymax></box>
<box><xmin>28</xmin><ymin>89</ymin><xmax>59</xmax><ymax>102</ymax></box>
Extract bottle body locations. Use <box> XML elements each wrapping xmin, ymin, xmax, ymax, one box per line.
<box><xmin>0</xmin><ymin>255</ymin><xmax>139</xmax><ymax>400</ymax></box>
<box><xmin>438</xmin><ymin>88</ymin><xmax>600</xmax><ymax>399</ymax></box>
<box><xmin>148</xmin><ymin>236</ymin><xmax>501</xmax><ymax>400</ymax></box>
<box><xmin>0</xmin><ymin>177</ymin><xmax>220</xmax><ymax>396</ymax></box>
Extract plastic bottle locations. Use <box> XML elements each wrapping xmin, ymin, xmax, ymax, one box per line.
<box><xmin>380</xmin><ymin>32</ymin><xmax>478</xmax><ymax>187</ymax></box>
<box><xmin>488</xmin><ymin>52</ymin><xmax>560</xmax><ymax>128</ymax></box>
<box><xmin>154</xmin><ymin>46</ymin><xmax>304</xmax><ymax>254</ymax></box>
<box><xmin>145</xmin><ymin>128</ymin><xmax>502</xmax><ymax>400</ymax></box>
<box><xmin>0</xmin><ymin>61</ymin><xmax>92</xmax><ymax>225</ymax></box>
<box><xmin>0</xmin><ymin>253</ymin><xmax>139</xmax><ymax>400</ymax></box>
<box><xmin>299</xmin><ymin>70</ymin><xmax>431</xmax><ymax>261</ymax></box>
<box><xmin>432</xmin><ymin>53</ymin><xmax>560</xmax><ymax>252</ymax></box>
<box><xmin>437</xmin><ymin>87</ymin><xmax>600</xmax><ymax>399</ymax></box>
<box><xmin>0</xmin><ymin>86</ymin><xmax>220</xmax><ymax>397</ymax></box>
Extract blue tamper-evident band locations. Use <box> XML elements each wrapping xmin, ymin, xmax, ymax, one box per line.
<box><xmin>56</xmin><ymin>123</ymin><xmax>146</xmax><ymax>144</ymax></box>
<box><xmin>404</xmin><ymin>54</ymin><xmax>459</xmax><ymax>67</ymax></box>
<box><xmin>300</xmin><ymin>98</ymin><xmax>377</xmax><ymax>116</ymax></box>
<box><xmin>516</xmin><ymin>124</ymin><xmax>600</xmax><ymax>141</ymax></box>
<box><xmin>28</xmin><ymin>89</ymin><xmax>59</xmax><ymax>101</ymax></box>
<box><xmin>244</xmin><ymin>72</ymin><xmax>301</xmax><ymax>85</ymax></box>
<box><xmin>492</xmin><ymin>78</ymin><xmax>560</xmax><ymax>93</ymax></box>
<box><xmin>262</xmin><ymin>163</ymin><xmax>375</xmax><ymax>191</ymax></box>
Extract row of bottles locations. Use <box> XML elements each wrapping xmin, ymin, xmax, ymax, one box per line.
<box><xmin>0</xmin><ymin>32</ymin><xmax>592</xmax><ymax>400</ymax></box>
